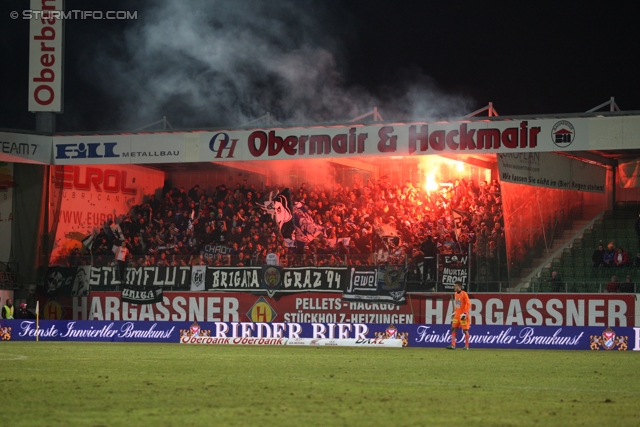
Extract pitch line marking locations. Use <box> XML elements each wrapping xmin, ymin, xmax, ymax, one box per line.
<box><xmin>0</xmin><ymin>353</ymin><xmax>27</xmax><ymax>361</ymax></box>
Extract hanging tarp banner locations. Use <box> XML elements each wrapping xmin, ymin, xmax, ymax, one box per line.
<box><xmin>497</xmin><ymin>152</ymin><xmax>605</xmax><ymax>193</ymax></box>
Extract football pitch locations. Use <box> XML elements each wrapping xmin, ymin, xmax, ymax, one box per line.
<box><xmin>1</xmin><ymin>343</ymin><xmax>639</xmax><ymax>426</ymax></box>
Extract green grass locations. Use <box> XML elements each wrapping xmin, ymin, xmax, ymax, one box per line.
<box><xmin>1</xmin><ymin>343</ymin><xmax>639</xmax><ymax>426</ymax></box>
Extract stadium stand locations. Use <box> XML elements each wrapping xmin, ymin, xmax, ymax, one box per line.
<box><xmin>534</xmin><ymin>204</ymin><xmax>640</xmax><ymax>293</ymax></box>
<box><xmin>51</xmin><ymin>176</ymin><xmax>508</xmax><ymax>289</ymax></box>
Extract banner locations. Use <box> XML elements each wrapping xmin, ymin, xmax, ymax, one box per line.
<box><xmin>28</xmin><ymin>0</ymin><xmax>64</xmax><ymax>112</ymax></box>
<box><xmin>66</xmin><ymin>292</ymin><xmax>415</xmax><ymax>324</ymax></box>
<box><xmin>180</xmin><ymin>337</ymin><xmax>403</xmax><ymax>347</ymax></box>
<box><xmin>0</xmin><ymin>132</ymin><xmax>52</xmax><ymax>164</ymax></box>
<box><xmin>42</xmin><ymin>266</ymin><xmax>76</xmax><ymax>297</ymax></box>
<box><xmin>190</xmin><ymin>265</ymin><xmax>206</xmax><ymax>291</ymax></box>
<box><xmin>201</xmin><ymin>244</ymin><xmax>234</xmax><ymax>260</ymax></box>
<box><xmin>53</xmin><ymin>134</ymin><xmax>185</xmax><ymax>165</ymax></box>
<box><xmin>497</xmin><ymin>152</ymin><xmax>606</xmax><ymax>193</ymax></box>
<box><xmin>2</xmin><ymin>319</ymin><xmax>638</xmax><ymax>350</ymax></box>
<box><xmin>344</xmin><ymin>266</ymin><xmax>407</xmax><ymax>305</ymax></box>
<box><xmin>439</xmin><ymin>253</ymin><xmax>470</xmax><ymax>290</ymax></box>
<box><xmin>48</xmin><ymin>164</ymin><xmax>165</xmax><ymax>265</ymax></box>
<box><xmin>121</xmin><ymin>286</ymin><xmax>164</xmax><ymax>305</ymax></box>
<box><xmin>205</xmin><ymin>266</ymin><xmax>346</xmax><ymax>294</ymax></box>
<box><xmin>109</xmin><ymin>266</ymin><xmax>192</xmax><ymax>288</ymax></box>
<box><xmin>423</xmin><ymin>293</ymin><xmax>637</xmax><ymax>327</ymax></box>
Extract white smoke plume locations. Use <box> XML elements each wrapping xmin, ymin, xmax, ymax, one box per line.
<box><xmin>86</xmin><ymin>0</ymin><xmax>471</xmax><ymax>130</ymax></box>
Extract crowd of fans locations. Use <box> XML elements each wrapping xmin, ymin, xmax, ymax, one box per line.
<box><xmin>64</xmin><ymin>176</ymin><xmax>507</xmax><ymax>278</ymax></box>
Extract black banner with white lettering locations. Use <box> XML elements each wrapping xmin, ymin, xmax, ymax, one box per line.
<box><xmin>344</xmin><ymin>266</ymin><xmax>407</xmax><ymax>305</ymax></box>
<box><xmin>280</xmin><ymin>267</ymin><xmax>345</xmax><ymax>292</ymax></box>
<box><xmin>206</xmin><ymin>267</ymin><xmax>262</xmax><ymax>291</ymax></box>
<box><xmin>121</xmin><ymin>286</ymin><xmax>164</xmax><ymax>305</ymax></box>
<box><xmin>205</xmin><ymin>266</ymin><xmax>346</xmax><ymax>293</ymax></box>
<box><xmin>439</xmin><ymin>254</ymin><xmax>470</xmax><ymax>291</ymax></box>
<box><xmin>44</xmin><ymin>266</ymin><xmax>356</xmax><ymax>295</ymax></box>
<box><xmin>93</xmin><ymin>266</ymin><xmax>191</xmax><ymax>288</ymax></box>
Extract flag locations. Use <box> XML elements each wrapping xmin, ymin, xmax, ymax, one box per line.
<box><xmin>259</xmin><ymin>189</ymin><xmax>295</xmax><ymax>238</ymax></box>
<box><xmin>110</xmin><ymin>223</ymin><xmax>123</xmax><ymax>240</ymax></box>
<box><xmin>293</xmin><ymin>203</ymin><xmax>324</xmax><ymax>243</ymax></box>
<box><xmin>81</xmin><ymin>233</ymin><xmax>95</xmax><ymax>250</ymax></box>
<box><xmin>451</xmin><ymin>208</ymin><xmax>469</xmax><ymax>240</ymax></box>
<box><xmin>190</xmin><ymin>265</ymin><xmax>206</xmax><ymax>291</ymax></box>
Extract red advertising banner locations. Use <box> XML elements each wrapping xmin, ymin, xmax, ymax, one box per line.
<box><xmin>48</xmin><ymin>164</ymin><xmax>164</xmax><ymax>264</ymax></box>
<box><xmin>40</xmin><ymin>292</ymin><xmax>637</xmax><ymax>327</ymax></box>
<box><xmin>67</xmin><ymin>292</ymin><xmax>418</xmax><ymax>324</ymax></box>
<box><xmin>423</xmin><ymin>293</ymin><xmax>637</xmax><ymax>327</ymax></box>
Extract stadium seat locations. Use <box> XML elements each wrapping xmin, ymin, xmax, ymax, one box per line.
<box><xmin>594</xmin><ymin>229</ymin><xmax>607</xmax><ymax>240</ymax></box>
<box><xmin>538</xmin><ymin>282</ymin><xmax>553</xmax><ymax>292</ymax></box>
<box><xmin>583</xmin><ymin>236</ymin><xmax>595</xmax><ymax>249</ymax></box>
<box><xmin>586</xmin><ymin>282</ymin><xmax>601</xmax><ymax>293</ymax></box>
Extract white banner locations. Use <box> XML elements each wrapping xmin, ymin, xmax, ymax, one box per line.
<box><xmin>0</xmin><ymin>132</ymin><xmax>52</xmax><ymax>164</ymax></box>
<box><xmin>193</xmin><ymin>118</ymin><xmax>591</xmax><ymax>162</ymax></box>
<box><xmin>179</xmin><ymin>337</ymin><xmax>403</xmax><ymax>347</ymax></box>
<box><xmin>286</xmin><ymin>338</ymin><xmax>403</xmax><ymax>347</ymax></box>
<box><xmin>28</xmin><ymin>0</ymin><xmax>64</xmax><ymax>112</ymax></box>
<box><xmin>497</xmin><ymin>152</ymin><xmax>606</xmax><ymax>193</ymax></box>
<box><xmin>53</xmin><ymin>134</ymin><xmax>185</xmax><ymax>165</ymax></box>
<box><xmin>190</xmin><ymin>265</ymin><xmax>206</xmax><ymax>292</ymax></box>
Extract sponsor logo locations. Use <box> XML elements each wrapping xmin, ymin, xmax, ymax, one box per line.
<box><xmin>180</xmin><ymin>336</ymin><xmax>286</xmax><ymax>345</ymax></box>
<box><xmin>551</xmin><ymin>121</ymin><xmax>575</xmax><ymax>148</ymax></box>
<box><xmin>247</xmin><ymin>297</ymin><xmax>277</xmax><ymax>323</ymax></box>
<box><xmin>43</xmin><ymin>300</ymin><xmax>65</xmax><ymax>320</ymax></box>
<box><xmin>53</xmin><ymin>166</ymin><xmax>137</xmax><ymax>195</ymax></box>
<box><xmin>408</xmin><ymin>121</ymin><xmax>541</xmax><ymax>154</ymax></box>
<box><xmin>121</xmin><ymin>150</ymin><xmax>179</xmax><ymax>158</ymax></box>
<box><xmin>56</xmin><ymin>142</ymin><xmax>119</xmax><ymax>159</ymax></box>
<box><xmin>0</xmin><ymin>325</ymin><xmax>12</xmax><ymax>341</ymax></box>
<box><xmin>374</xmin><ymin>323</ymin><xmax>409</xmax><ymax>347</ymax></box>
<box><xmin>247</xmin><ymin>128</ymin><xmax>367</xmax><ymax>158</ymax></box>
<box><xmin>1</xmin><ymin>141</ymin><xmax>38</xmax><ymax>156</ymax></box>
<box><xmin>209</xmin><ymin>133</ymin><xmax>238</xmax><ymax>158</ymax></box>
<box><xmin>179</xmin><ymin>321</ymin><xmax>211</xmax><ymax>339</ymax></box>
<box><xmin>590</xmin><ymin>327</ymin><xmax>628</xmax><ymax>351</ymax></box>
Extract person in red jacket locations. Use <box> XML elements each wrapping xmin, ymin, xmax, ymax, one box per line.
<box><xmin>446</xmin><ymin>281</ymin><xmax>471</xmax><ymax>350</ymax></box>
<box><xmin>614</xmin><ymin>247</ymin><xmax>629</xmax><ymax>267</ymax></box>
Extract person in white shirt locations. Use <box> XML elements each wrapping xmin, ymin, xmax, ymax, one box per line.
<box><xmin>114</xmin><ymin>241</ymin><xmax>130</xmax><ymax>283</ymax></box>
<box><xmin>265</xmin><ymin>252</ymin><xmax>279</xmax><ymax>266</ymax></box>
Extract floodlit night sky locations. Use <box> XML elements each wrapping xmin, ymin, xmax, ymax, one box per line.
<box><xmin>1</xmin><ymin>0</ymin><xmax>638</xmax><ymax>133</ymax></box>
